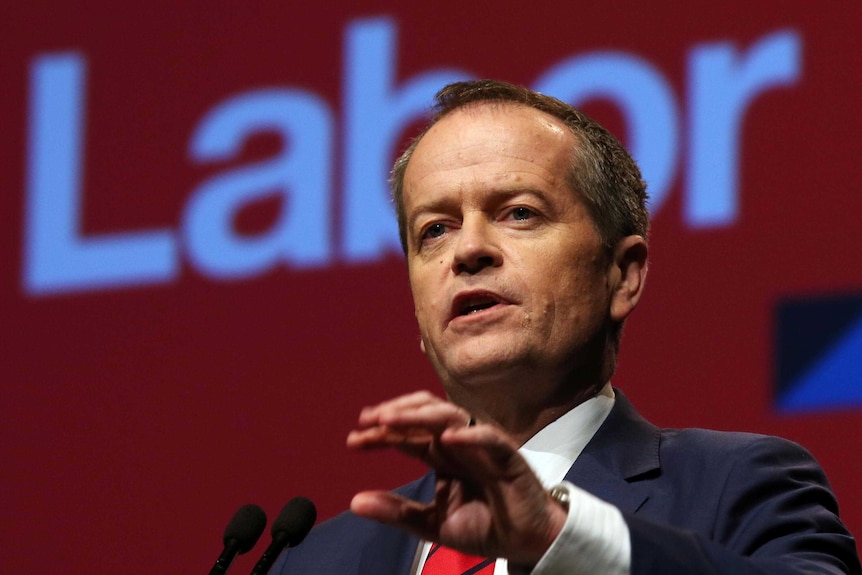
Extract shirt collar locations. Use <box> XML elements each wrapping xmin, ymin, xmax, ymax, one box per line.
<box><xmin>519</xmin><ymin>383</ymin><xmax>615</xmax><ymax>487</ymax></box>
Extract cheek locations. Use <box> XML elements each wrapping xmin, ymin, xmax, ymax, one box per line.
<box><xmin>413</xmin><ymin>287</ymin><xmax>441</xmax><ymax>317</ymax></box>
<box><xmin>409</xmin><ymin>263</ymin><xmax>445</xmax><ymax>306</ymax></box>
<box><xmin>539</xmin><ymin>261</ymin><xmax>608</xmax><ymax>331</ymax></box>
<box><xmin>411</xmin><ymin>282</ymin><xmax>445</xmax><ymax>341</ymax></box>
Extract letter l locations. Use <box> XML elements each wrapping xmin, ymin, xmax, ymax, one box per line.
<box><xmin>24</xmin><ymin>53</ymin><xmax>176</xmax><ymax>295</ymax></box>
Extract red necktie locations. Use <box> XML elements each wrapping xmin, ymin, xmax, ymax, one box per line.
<box><xmin>421</xmin><ymin>542</ymin><xmax>495</xmax><ymax>574</ymax></box>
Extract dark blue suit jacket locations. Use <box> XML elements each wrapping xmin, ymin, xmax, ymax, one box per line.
<box><xmin>274</xmin><ymin>392</ymin><xmax>861</xmax><ymax>574</ymax></box>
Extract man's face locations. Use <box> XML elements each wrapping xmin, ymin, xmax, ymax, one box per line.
<box><xmin>402</xmin><ymin>103</ymin><xmax>618</xmax><ymax>388</ymax></box>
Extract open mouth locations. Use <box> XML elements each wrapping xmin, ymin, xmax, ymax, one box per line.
<box><xmin>461</xmin><ymin>300</ymin><xmax>497</xmax><ymax>315</ymax></box>
<box><xmin>453</xmin><ymin>293</ymin><xmax>505</xmax><ymax>317</ymax></box>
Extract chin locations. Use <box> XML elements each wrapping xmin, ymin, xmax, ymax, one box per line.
<box><xmin>426</xmin><ymin>334</ymin><xmax>543</xmax><ymax>380</ymax></box>
<box><xmin>440</xmin><ymin>351</ymin><xmax>530</xmax><ymax>385</ymax></box>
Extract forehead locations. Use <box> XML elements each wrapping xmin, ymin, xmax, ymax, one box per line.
<box><xmin>403</xmin><ymin>103</ymin><xmax>575</xmax><ymax>204</ymax></box>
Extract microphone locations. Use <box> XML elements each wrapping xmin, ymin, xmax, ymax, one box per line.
<box><xmin>209</xmin><ymin>503</ymin><xmax>267</xmax><ymax>575</ymax></box>
<box><xmin>249</xmin><ymin>497</ymin><xmax>317</xmax><ymax>575</ymax></box>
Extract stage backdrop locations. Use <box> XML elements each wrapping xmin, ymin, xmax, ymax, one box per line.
<box><xmin>3</xmin><ymin>2</ymin><xmax>860</xmax><ymax>573</ymax></box>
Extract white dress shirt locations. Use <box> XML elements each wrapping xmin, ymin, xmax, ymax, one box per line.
<box><xmin>411</xmin><ymin>383</ymin><xmax>631</xmax><ymax>575</ymax></box>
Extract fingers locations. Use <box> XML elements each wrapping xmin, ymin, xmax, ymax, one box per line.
<box><xmin>437</xmin><ymin>423</ymin><xmax>527</xmax><ymax>481</ymax></box>
<box><xmin>350</xmin><ymin>490</ymin><xmax>439</xmax><ymax>541</ymax></box>
<box><xmin>346</xmin><ymin>426</ymin><xmax>438</xmax><ymax>463</ymax></box>
<box><xmin>347</xmin><ymin>391</ymin><xmax>473</xmax><ymax>458</ymax></box>
<box><xmin>356</xmin><ymin>391</ymin><xmax>472</xmax><ymax>431</ymax></box>
<box><xmin>347</xmin><ymin>391</ymin><xmax>527</xmax><ymax>482</ymax></box>
<box><xmin>355</xmin><ymin>391</ymin><xmax>440</xmax><ymax>426</ymax></box>
<box><xmin>350</xmin><ymin>483</ymin><xmax>496</xmax><ymax>556</ymax></box>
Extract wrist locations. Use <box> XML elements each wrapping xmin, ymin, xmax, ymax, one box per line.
<box><xmin>509</xmin><ymin>484</ymin><xmax>571</xmax><ymax>570</ymax></box>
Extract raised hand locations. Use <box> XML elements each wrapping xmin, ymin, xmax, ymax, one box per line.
<box><xmin>346</xmin><ymin>391</ymin><xmax>567</xmax><ymax>567</ymax></box>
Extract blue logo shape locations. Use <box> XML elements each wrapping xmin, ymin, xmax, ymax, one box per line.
<box><xmin>775</xmin><ymin>294</ymin><xmax>862</xmax><ymax>413</ymax></box>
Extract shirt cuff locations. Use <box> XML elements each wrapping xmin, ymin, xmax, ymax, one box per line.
<box><xmin>529</xmin><ymin>481</ymin><xmax>631</xmax><ymax>575</ymax></box>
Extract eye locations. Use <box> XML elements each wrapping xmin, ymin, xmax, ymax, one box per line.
<box><xmin>509</xmin><ymin>206</ymin><xmax>536</xmax><ymax>221</ymax></box>
<box><xmin>422</xmin><ymin>222</ymin><xmax>447</xmax><ymax>240</ymax></box>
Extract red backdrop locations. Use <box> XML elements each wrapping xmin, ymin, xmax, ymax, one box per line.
<box><xmin>3</xmin><ymin>2</ymin><xmax>861</xmax><ymax>573</ymax></box>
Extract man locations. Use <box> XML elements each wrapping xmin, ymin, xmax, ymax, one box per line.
<box><xmin>275</xmin><ymin>80</ymin><xmax>860</xmax><ymax>574</ymax></box>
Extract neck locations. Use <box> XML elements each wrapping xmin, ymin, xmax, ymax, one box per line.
<box><xmin>443</xmin><ymin>369</ymin><xmax>608</xmax><ymax>445</ymax></box>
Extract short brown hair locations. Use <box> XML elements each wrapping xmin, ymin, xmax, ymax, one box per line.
<box><xmin>390</xmin><ymin>79</ymin><xmax>649</xmax><ymax>252</ymax></box>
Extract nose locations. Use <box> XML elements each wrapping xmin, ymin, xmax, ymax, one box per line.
<box><xmin>452</xmin><ymin>216</ymin><xmax>503</xmax><ymax>274</ymax></box>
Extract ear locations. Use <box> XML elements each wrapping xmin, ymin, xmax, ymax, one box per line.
<box><xmin>609</xmin><ymin>235</ymin><xmax>648</xmax><ymax>323</ymax></box>
<box><xmin>419</xmin><ymin>337</ymin><xmax>426</xmax><ymax>355</ymax></box>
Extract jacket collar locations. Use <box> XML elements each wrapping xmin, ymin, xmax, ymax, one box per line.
<box><xmin>563</xmin><ymin>388</ymin><xmax>661</xmax><ymax>514</ymax></box>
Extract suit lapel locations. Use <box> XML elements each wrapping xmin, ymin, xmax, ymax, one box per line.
<box><xmin>356</xmin><ymin>526</ymin><xmax>421</xmax><ymax>575</ymax></box>
<box><xmin>564</xmin><ymin>389</ymin><xmax>661</xmax><ymax>514</ymax></box>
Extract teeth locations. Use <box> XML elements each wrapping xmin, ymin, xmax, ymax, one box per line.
<box><xmin>462</xmin><ymin>301</ymin><xmax>496</xmax><ymax>315</ymax></box>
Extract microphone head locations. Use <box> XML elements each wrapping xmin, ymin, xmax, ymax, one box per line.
<box><xmin>223</xmin><ymin>503</ymin><xmax>267</xmax><ymax>554</ymax></box>
<box><xmin>272</xmin><ymin>496</ymin><xmax>317</xmax><ymax>546</ymax></box>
